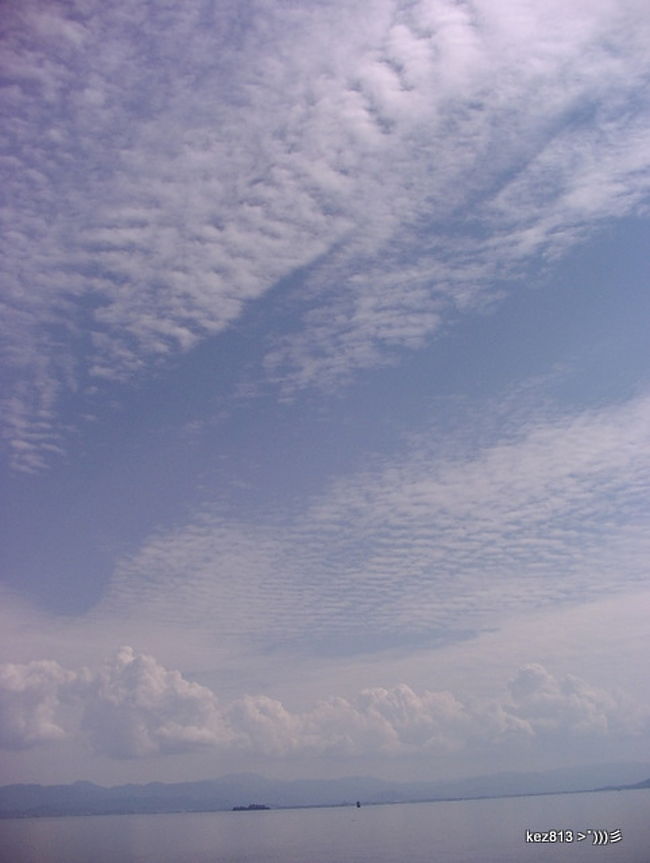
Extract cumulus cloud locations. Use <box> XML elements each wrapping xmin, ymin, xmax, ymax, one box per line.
<box><xmin>227</xmin><ymin>695</ymin><xmax>303</xmax><ymax>757</ymax></box>
<box><xmin>506</xmin><ymin>663</ymin><xmax>620</xmax><ymax>737</ymax></box>
<box><xmin>301</xmin><ymin>685</ymin><xmax>471</xmax><ymax>755</ymax></box>
<box><xmin>3</xmin><ymin>0</ymin><xmax>650</xmax><ymax>468</ymax></box>
<box><xmin>80</xmin><ymin>647</ymin><xmax>232</xmax><ymax>758</ymax></box>
<box><xmin>0</xmin><ymin>660</ymin><xmax>76</xmax><ymax>750</ymax></box>
<box><xmin>225</xmin><ymin>686</ymin><xmax>467</xmax><ymax>757</ymax></box>
<box><xmin>0</xmin><ymin>649</ymin><xmax>642</xmax><ymax>760</ymax></box>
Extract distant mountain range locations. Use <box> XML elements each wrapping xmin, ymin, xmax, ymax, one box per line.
<box><xmin>596</xmin><ymin>777</ymin><xmax>650</xmax><ymax>792</ymax></box>
<box><xmin>1</xmin><ymin>763</ymin><xmax>648</xmax><ymax>819</ymax></box>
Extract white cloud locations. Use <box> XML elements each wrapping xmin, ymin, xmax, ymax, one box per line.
<box><xmin>227</xmin><ymin>695</ymin><xmax>302</xmax><ymax>757</ymax></box>
<box><xmin>335</xmin><ymin>685</ymin><xmax>469</xmax><ymax>753</ymax></box>
<box><xmin>224</xmin><ymin>686</ymin><xmax>466</xmax><ymax>757</ymax></box>
<box><xmin>0</xmin><ymin>649</ymin><xmax>234</xmax><ymax>758</ymax></box>
<box><xmin>88</xmin><ymin>392</ymin><xmax>650</xmax><ymax>655</ymax></box>
<box><xmin>3</xmin><ymin>0</ymin><xmax>650</xmax><ymax>467</ymax></box>
<box><xmin>79</xmin><ymin>646</ymin><xmax>232</xmax><ymax>758</ymax></box>
<box><xmin>0</xmin><ymin>649</ymin><xmax>643</xmax><ymax>761</ymax></box>
<box><xmin>0</xmin><ymin>660</ymin><xmax>75</xmax><ymax>750</ymax></box>
<box><xmin>503</xmin><ymin>663</ymin><xmax>643</xmax><ymax>740</ymax></box>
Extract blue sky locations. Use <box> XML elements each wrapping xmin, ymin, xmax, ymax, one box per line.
<box><xmin>1</xmin><ymin>0</ymin><xmax>650</xmax><ymax>785</ymax></box>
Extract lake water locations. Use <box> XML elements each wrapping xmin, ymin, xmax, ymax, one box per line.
<box><xmin>1</xmin><ymin>790</ymin><xmax>648</xmax><ymax>863</ymax></box>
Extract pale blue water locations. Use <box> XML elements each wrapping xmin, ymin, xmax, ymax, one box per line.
<box><xmin>1</xmin><ymin>790</ymin><xmax>647</xmax><ymax>863</ymax></box>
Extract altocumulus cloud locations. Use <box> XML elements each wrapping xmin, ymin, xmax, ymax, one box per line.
<box><xmin>0</xmin><ymin>649</ymin><xmax>642</xmax><ymax>760</ymax></box>
<box><xmin>92</xmin><ymin>392</ymin><xmax>650</xmax><ymax>654</ymax></box>
<box><xmin>3</xmin><ymin>0</ymin><xmax>650</xmax><ymax>469</ymax></box>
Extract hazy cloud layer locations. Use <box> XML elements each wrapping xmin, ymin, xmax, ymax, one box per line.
<box><xmin>0</xmin><ymin>649</ymin><xmax>640</xmax><ymax>760</ymax></box>
<box><xmin>3</xmin><ymin>0</ymin><xmax>650</xmax><ymax>468</ymax></box>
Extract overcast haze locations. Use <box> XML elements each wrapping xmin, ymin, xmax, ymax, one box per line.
<box><xmin>1</xmin><ymin>0</ymin><xmax>649</xmax><ymax>787</ymax></box>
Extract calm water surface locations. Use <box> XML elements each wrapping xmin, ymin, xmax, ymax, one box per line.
<box><xmin>1</xmin><ymin>790</ymin><xmax>648</xmax><ymax>863</ymax></box>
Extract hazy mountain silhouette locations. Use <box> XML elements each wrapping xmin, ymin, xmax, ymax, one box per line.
<box><xmin>1</xmin><ymin>763</ymin><xmax>648</xmax><ymax>818</ymax></box>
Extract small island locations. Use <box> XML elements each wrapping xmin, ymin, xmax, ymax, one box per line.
<box><xmin>232</xmin><ymin>803</ymin><xmax>271</xmax><ymax>811</ymax></box>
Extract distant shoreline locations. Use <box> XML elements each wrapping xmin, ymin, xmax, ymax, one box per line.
<box><xmin>1</xmin><ymin>781</ymin><xmax>646</xmax><ymax>821</ymax></box>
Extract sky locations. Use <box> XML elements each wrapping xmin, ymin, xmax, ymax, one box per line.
<box><xmin>1</xmin><ymin>0</ymin><xmax>649</xmax><ymax>787</ymax></box>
